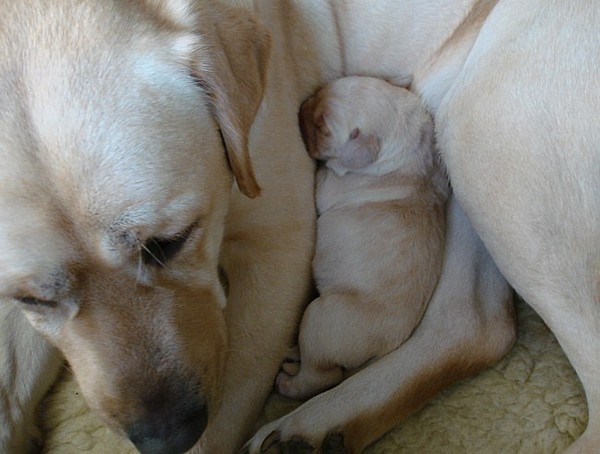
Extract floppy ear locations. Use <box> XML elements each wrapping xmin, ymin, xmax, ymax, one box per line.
<box><xmin>145</xmin><ymin>0</ymin><xmax>271</xmax><ymax>198</ymax></box>
<box><xmin>198</xmin><ymin>5</ymin><xmax>270</xmax><ymax>198</ymax></box>
<box><xmin>339</xmin><ymin>128</ymin><xmax>380</xmax><ymax>170</ymax></box>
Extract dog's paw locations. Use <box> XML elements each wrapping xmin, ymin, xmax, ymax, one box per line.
<box><xmin>321</xmin><ymin>433</ymin><xmax>347</xmax><ymax>453</ymax></box>
<box><xmin>243</xmin><ymin>423</ymin><xmax>348</xmax><ymax>454</ymax></box>
<box><xmin>261</xmin><ymin>431</ymin><xmax>315</xmax><ymax>453</ymax></box>
<box><xmin>243</xmin><ymin>402</ymin><xmax>351</xmax><ymax>454</ymax></box>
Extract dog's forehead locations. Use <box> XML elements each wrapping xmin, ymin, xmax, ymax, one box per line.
<box><xmin>0</xmin><ymin>1</ymin><xmax>224</xmax><ymax>290</ymax></box>
<box><xmin>2</xmin><ymin>1</ymin><xmax>212</xmax><ymax>145</ymax></box>
<box><xmin>4</xmin><ymin>4</ymin><xmax>219</xmax><ymax>203</ymax></box>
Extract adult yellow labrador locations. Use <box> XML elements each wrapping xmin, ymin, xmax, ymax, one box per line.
<box><xmin>0</xmin><ymin>0</ymin><xmax>597</xmax><ymax>453</ymax></box>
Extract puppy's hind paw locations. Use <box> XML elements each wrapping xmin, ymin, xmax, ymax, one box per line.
<box><xmin>281</xmin><ymin>360</ymin><xmax>301</xmax><ymax>377</ymax></box>
<box><xmin>285</xmin><ymin>346</ymin><xmax>301</xmax><ymax>362</ymax></box>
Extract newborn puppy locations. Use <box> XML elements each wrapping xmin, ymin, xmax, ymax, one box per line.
<box><xmin>277</xmin><ymin>76</ymin><xmax>449</xmax><ymax>400</ymax></box>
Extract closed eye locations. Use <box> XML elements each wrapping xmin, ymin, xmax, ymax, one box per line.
<box><xmin>15</xmin><ymin>296</ymin><xmax>58</xmax><ymax>308</ymax></box>
<box><xmin>141</xmin><ymin>223</ymin><xmax>196</xmax><ymax>268</ymax></box>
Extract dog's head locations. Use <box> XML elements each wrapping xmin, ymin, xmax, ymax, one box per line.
<box><xmin>299</xmin><ymin>76</ymin><xmax>435</xmax><ymax>177</ymax></box>
<box><xmin>0</xmin><ymin>0</ymin><xmax>269</xmax><ymax>452</ymax></box>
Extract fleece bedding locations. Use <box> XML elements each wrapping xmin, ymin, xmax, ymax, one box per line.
<box><xmin>40</xmin><ymin>298</ymin><xmax>587</xmax><ymax>453</ymax></box>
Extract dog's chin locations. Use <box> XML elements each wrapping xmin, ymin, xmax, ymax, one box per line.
<box><xmin>40</xmin><ymin>278</ymin><xmax>229</xmax><ymax>454</ymax></box>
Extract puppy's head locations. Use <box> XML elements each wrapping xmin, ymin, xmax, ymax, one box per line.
<box><xmin>0</xmin><ymin>0</ymin><xmax>269</xmax><ymax>452</ymax></box>
<box><xmin>299</xmin><ymin>76</ymin><xmax>435</xmax><ymax>177</ymax></box>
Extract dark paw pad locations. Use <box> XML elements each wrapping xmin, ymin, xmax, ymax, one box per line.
<box><xmin>262</xmin><ymin>436</ymin><xmax>315</xmax><ymax>454</ymax></box>
<box><xmin>278</xmin><ymin>439</ymin><xmax>315</xmax><ymax>454</ymax></box>
<box><xmin>322</xmin><ymin>433</ymin><xmax>347</xmax><ymax>453</ymax></box>
<box><xmin>261</xmin><ymin>430</ymin><xmax>281</xmax><ymax>452</ymax></box>
<box><xmin>261</xmin><ymin>431</ymin><xmax>315</xmax><ymax>453</ymax></box>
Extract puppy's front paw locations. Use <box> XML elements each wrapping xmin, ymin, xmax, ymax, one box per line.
<box><xmin>281</xmin><ymin>346</ymin><xmax>301</xmax><ymax>377</ymax></box>
<box><xmin>276</xmin><ymin>346</ymin><xmax>313</xmax><ymax>400</ymax></box>
<box><xmin>275</xmin><ymin>370</ymin><xmax>304</xmax><ymax>399</ymax></box>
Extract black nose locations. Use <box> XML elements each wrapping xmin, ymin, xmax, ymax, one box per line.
<box><xmin>128</xmin><ymin>403</ymin><xmax>208</xmax><ymax>454</ymax></box>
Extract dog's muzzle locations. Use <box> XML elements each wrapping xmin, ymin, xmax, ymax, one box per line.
<box><xmin>126</xmin><ymin>395</ymin><xmax>208</xmax><ymax>454</ymax></box>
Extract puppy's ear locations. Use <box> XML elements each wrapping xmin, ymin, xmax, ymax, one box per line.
<box><xmin>339</xmin><ymin>128</ymin><xmax>380</xmax><ymax>170</ymax></box>
<box><xmin>146</xmin><ymin>0</ymin><xmax>270</xmax><ymax>198</ymax></box>
<box><xmin>298</xmin><ymin>97</ymin><xmax>316</xmax><ymax>150</ymax></box>
<box><xmin>299</xmin><ymin>97</ymin><xmax>330</xmax><ymax>159</ymax></box>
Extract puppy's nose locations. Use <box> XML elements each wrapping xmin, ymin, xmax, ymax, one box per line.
<box><xmin>127</xmin><ymin>401</ymin><xmax>208</xmax><ymax>454</ymax></box>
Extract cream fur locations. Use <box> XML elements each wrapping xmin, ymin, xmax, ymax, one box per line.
<box><xmin>276</xmin><ymin>77</ymin><xmax>448</xmax><ymax>400</ymax></box>
<box><xmin>0</xmin><ymin>0</ymin><xmax>597</xmax><ymax>453</ymax></box>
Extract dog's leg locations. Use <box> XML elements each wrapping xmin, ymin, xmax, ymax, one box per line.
<box><xmin>196</xmin><ymin>192</ymin><xmax>315</xmax><ymax>453</ymax></box>
<box><xmin>245</xmin><ymin>196</ymin><xmax>516</xmax><ymax>453</ymax></box>
<box><xmin>199</xmin><ymin>239</ymin><xmax>311</xmax><ymax>453</ymax></box>
<box><xmin>435</xmin><ymin>3</ymin><xmax>600</xmax><ymax>451</ymax></box>
<box><xmin>0</xmin><ymin>303</ymin><xmax>63</xmax><ymax>453</ymax></box>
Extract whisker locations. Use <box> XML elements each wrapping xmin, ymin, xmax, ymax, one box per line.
<box><xmin>135</xmin><ymin>242</ymin><xmax>144</xmax><ymax>288</ymax></box>
<box><xmin>141</xmin><ymin>241</ymin><xmax>166</xmax><ymax>268</ymax></box>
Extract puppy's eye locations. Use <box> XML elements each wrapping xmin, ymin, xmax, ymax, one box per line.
<box><xmin>15</xmin><ymin>296</ymin><xmax>58</xmax><ymax>308</ymax></box>
<box><xmin>142</xmin><ymin>223</ymin><xmax>195</xmax><ymax>268</ymax></box>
